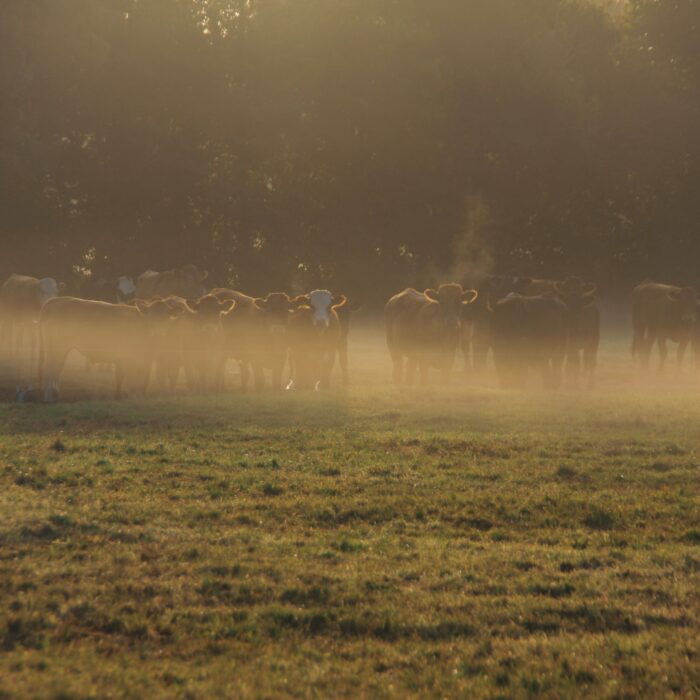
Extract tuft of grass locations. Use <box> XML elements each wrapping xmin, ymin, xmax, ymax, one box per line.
<box><xmin>583</xmin><ymin>508</ymin><xmax>616</xmax><ymax>531</ymax></box>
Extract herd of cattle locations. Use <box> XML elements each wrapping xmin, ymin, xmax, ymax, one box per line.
<box><xmin>0</xmin><ymin>265</ymin><xmax>697</xmax><ymax>401</ymax></box>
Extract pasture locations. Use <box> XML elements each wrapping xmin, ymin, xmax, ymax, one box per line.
<box><xmin>1</xmin><ymin>328</ymin><xmax>699</xmax><ymax>698</ymax></box>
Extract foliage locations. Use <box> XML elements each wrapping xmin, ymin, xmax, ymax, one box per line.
<box><xmin>1</xmin><ymin>1</ymin><xmax>699</xmax><ymax>297</ymax></box>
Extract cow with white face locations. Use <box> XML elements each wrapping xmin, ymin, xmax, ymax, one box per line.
<box><xmin>0</xmin><ymin>274</ymin><xmax>64</xmax><ymax>378</ymax></box>
<box><xmin>287</xmin><ymin>290</ymin><xmax>347</xmax><ymax>390</ymax></box>
<box><xmin>117</xmin><ymin>277</ymin><xmax>136</xmax><ymax>303</ymax></box>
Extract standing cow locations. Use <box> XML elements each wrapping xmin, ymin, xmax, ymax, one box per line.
<box><xmin>39</xmin><ymin>297</ymin><xmax>155</xmax><ymax>401</ymax></box>
<box><xmin>554</xmin><ymin>277</ymin><xmax>599</xmax><ymax>389</ymax></box>
<box><xmin>213</xmin><ymin>289</ymin><xmax>294</xmax><ymax>391</ymax></box>
<box><xmin>462</xmin><ymin>275</ymin><xmax>522</xmax><ymax>372</ymax></box>
<box><xmin>491</xmin><ymin>294</ymin><xmax>569</xmax><ymax>389</ymax></box>
<box><xmin>287</xmin><ymin>290</ymin><xmax>346</xmax><ymax>390</ymax></box>
<box><xmin>0</xmin><ymin>274</ymin><xmax>63</xmax><ymax>377</ymax></box>
<box><xmin>632</xmin><ymin>281</ymin><xmax>698</xmax><ymax>372</ymax></box>
<box><xmin>178</xmin><ymin>295</ymin><xmax>234</xmax><ymax>393</ymax></box>
<box><xmin>385</xmin><ymin>283</ymin><xmax>479</xmax><ymax>385</ymax></box>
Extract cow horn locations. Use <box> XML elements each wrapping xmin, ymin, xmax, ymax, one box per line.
<box><xmin>461</xmin><ymin>289</ymin><xmax>478</xmax><ymax>304</ymax></box>
<box><xmin>424</xmin><ymin>289</ymin><xmax>440</xmax><ymax>302</ymax></box>
<box><xmin>332</xmin><ymin>294</ymin><xmax>347</xmax><ymax>308</ymax></box>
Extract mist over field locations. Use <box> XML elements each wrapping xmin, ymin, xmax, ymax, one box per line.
<box><xmin>1</xmin><ymin>1</ymin><xmax>700</xmax><ymax>698</ymax></box>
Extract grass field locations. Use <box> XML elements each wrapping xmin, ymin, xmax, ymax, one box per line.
<box><xmin>1</xmin><ymin>328</ymin><xmax>699</xmax><ymax>698</ymax></box>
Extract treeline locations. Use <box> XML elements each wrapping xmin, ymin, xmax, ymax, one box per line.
<box><xmin>1</xmin><ymin>0</ymin><xmax>699</xmax><ymax>300</ymax></box>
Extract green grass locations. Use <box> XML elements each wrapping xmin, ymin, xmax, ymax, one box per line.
<box><xmin>1</xmin><ymin>378</ymin><xmax>699</xmax><ymax>698</ymax></box>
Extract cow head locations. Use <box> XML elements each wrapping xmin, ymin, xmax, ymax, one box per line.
<box><xmin>117</xmin><ymin>276</ymin><xmax>136</xmax><ymax>302</ymax></box>
<box><xmin>668</xmin><ymin>286</ymin><xmax>698</xmax><ymax>322</ymax></box>
<box><xmin>187</xmin><ymin>295</ymin><xmax>235</xmax><ymax>319</ymax></box>
<box><xmin>178</xmin><ymin>265</ymin><xmax>209</xmax><ymax>299</ymax></box>
<box><xmin>254</xmin><ymin>292</ymin><xmax>295</xmax><ymax>334</ymax></box>
<box><xmin>424</xmin><ymin>284</ymin><xmax>479</xmax><ymax>329</ymax></box>
<box><xmin>294</xmin><ymin>290</ymin><xmax>346</xmax><ymax>328</ymax></box>
<box><xmin>38</xmin><ymin>278</ymin><xmax>60</xmax><ymax>303</ymax></box>
<box><xmin>554</xmin><ymin>277</ymin><xmax>598</xmax><ymax>316</ymax></box>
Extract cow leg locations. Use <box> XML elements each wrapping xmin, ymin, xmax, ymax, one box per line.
<box><xmin>566</xmin><ymin>350</ymin><xmax>581</xmax><ymax>388</ymax></box>
<box><xmin>657</xmin><ymin>336</ymin><xmax>668</xmax><ymax>374</ymax></box>
<box><xmin>114</xmin><ymin>364</ymin><xmax>124</xmax><ymax>400</ymax></box>
<box><xmin>390</xmin><ymin>351</ymin><xmax>403</xmax><ymax>385</ymax></box>
<box><xmin>239</xmin><ymin>361</ymin><xmax>251</xmax><ymax>393</ymax></box>
<box><xmin>583</xmin><ymin>344</ymin><xmax>597</xmax><ymax>390</ymax></box>
<box><xmin>418</xmin><ymin>360</ymin><xmax>429</xmax><ymax>386</ymax></box>
<box><xmin>640</xmin><ymin>329</ymin><xmax>656</xmax><ymax>372</ymax></box>
<box><xmin>338</xmin><ymin>344</ymin><xmax>349</xmax><ymax>386</ymax></box>
<box><xmin>472</xmin><ymin>322</ymin><xmax>491</xmax><ymax>373</ymax></box>
<box><xmin>677</xmin><ymin>338</ymin><xmax>689</xmax><ymax>371</ymax></box>
<box><xmin>253</xmin><ymin>363</ymin><xmax>265</xmax><ymax>391</ymax></box>
<box><xmin>461</xmin><ymin>329</ymin><xmax>472</xmax><ymax>373</ymax></box>
<box><xmin>406</xmin><ymin>357</ymin><xmax>417</xmax><ymax>386</ymax></box>
<box><xmin>271</xmin><ymin>362</ymin><xmax>283</xmax><ymax>391</ymax></box>
<box><xmin>41</xmin><ymin>350</ymin><xmax>68</xmax><ymax>403</ymax></box>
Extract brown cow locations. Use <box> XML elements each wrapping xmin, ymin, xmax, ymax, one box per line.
<box><xmin>178</xmin><ymin>295</ymin><xmax>234</xmax><ymax>393</ymax></box>
<box><xmin>136</xmin><ymin>297</ymin><xmax>189</xmax><ymax>394</ymax></box>
<box><xmin>135</xmin><ymin>264</ymin><xmax>208</xmax><ymax>301</ymax></box>
<box><xmin>462</xmin><ymin>275</ymin><xmax>523</xmax><ymax>372</ymax></box>
<box><xmin>287</xmin><ymin>290</ymin><xmax>346</xmax><ymax>390</ymax></box>
<box><xmin>385</xmin><ymin>284</ymin><xmax>478</xmax><ymax>385</ymax></box>
<box><xmin>491</xmin><ymin>294</ymin><xmax>569</xmax><ymax>389</ymax></box>
<box><xmin>213</xmin><ymin>289</ymin><xmax>294</xmax><ymax>391</ymax></box>
<box><xmin>0</xmin><ymin>274</ymin><xmax>63</xmax><ymax>377</ymax></box>
<box><xmin>554</xmin><ymin>277</ymin><xmax>599</xmax><ymax>388</ymax></box>
<box><xmin>38</xmin><ymin>297</ymin><xmax>155</xmax><ymax>401</ymax></box>
<box><xmin>632</xmin><ymin>281</ymin><xmax>698</xmax><ymax>372</ymax></box>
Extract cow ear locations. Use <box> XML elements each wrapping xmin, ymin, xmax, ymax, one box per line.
<box><xmin>424</xmin><ymin>289</ymin><xmax>440</xmax><ymax>302</ymax></box>
<box><xmin>461</xmin><ymin>289</ymin><xmax>478</xmax><ymax>304</ymax></box>
<box><xmin>332</xmin><ymin>294</ymin><xmax>347</xmax><ymax>309</ymax></box>
<box><xmin>553</xmin><ymin>281</ymin><xmax>567</xmax><ymax>296</ymax></box>
<box><xmin>200</xmin><ymin>269</ymin><xmax>209</xmax><ymax>280</ymax></box>
<box><xmin>58</xmin><ymin>282</ymin><xmax>67</xmax><ymax>293</ymax></box>
<box><xmin>254</xmin><ymin>297</ymin><xmax>267</xmax><ymax>310</ymax></box>
<box><xmin>348</xmin><ymin>300</ymin><xmax>362</xmax><ymax>312</ymax></box>
<box><xmin>291</xmin><ymin>295</ymin><xmax>310</xmax><ymax>308</ymax></box>
<box><xmin>134</xmin><ymin>299</ymin><xmax>151</xmax><ymax>313</ymax></box>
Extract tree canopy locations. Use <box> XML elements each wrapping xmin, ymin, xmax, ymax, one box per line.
<box><xmin>1</xmin><ymin>0</ymin><xmax>699</xmax><ymax>299</ymax></box>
